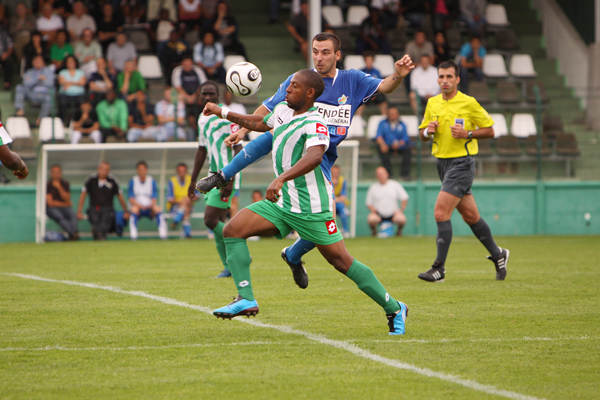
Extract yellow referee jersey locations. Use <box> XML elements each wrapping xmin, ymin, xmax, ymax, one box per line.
<box><xmin>419</xmin><ymin>91</ymin><xmax>494</xmax><ymax>158</ymax></box>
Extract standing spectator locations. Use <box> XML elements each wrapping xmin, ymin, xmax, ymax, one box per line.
<box><xmin>97</xmin><ymin>3</ymin><xmax>124</xmax><ymax>54</ymax></box>
<box><xmin>57</xmin><ymin>55</ymin><xmax>86</xmax><ymax>122</ymax></box>
<box><xmin>96</xmin><ymin>89</ymin><xmax>129</xmax><ymax>142</ymax></box>
<box><xmin>127</xmin><ymin>161</ymin><xmax>168</xmax><ymax>240</ymax></box>
<box><xmin>146</xmin><ymin>8</ymin><xmax>175</xmax><ymax>56</ymax></box>
<box><xmin>178</xmin><ymin>0</ymin><xmax>201</xmax><ymax>30</ymax></box>
<box><xmin>355</xmin><ymin>7</ymin><xmax>391</xmax><ymax>55</ymax></box>
<box><xmin>46</xmin><ymin>164</ymin><xmax>79</xmax><ymax>240</ymax></box>
<box><xmin>77</xmin><ymin>161</ymin><xmax>130</xmax><ymax>241</ymax></box>
<box><xmin>431</xmin><ymin>0</ymin><xmax>459</xmax><ymax>31</ymax></box>
<box><xmin>71</xmin><ymin>99</ymin><xmax>102</xmax><ymax>144</ymax></box>
<box><xmin>9</xmin><ymin>2</ymin><xmax>37</xmax><ymax>64</ymax></box>
<box><xmin>49</xmin><ymin>29</ymin><xmax>73</xmax><ymax>69</ymax></box>
<box><xmin>36</xmin><ymin>2</ymin><xmax>64</xmax><ymax>44</ymax></box>
<box><xmin>117</xmin><ymin>59</ymin><xmax>147</xmax><ymax>103</ymax></box>
<box><xmin>222</xmin><ymin>90</ymin><xmax>246</xmax><ymax>115</ymax></box>
<box><xmin>107</xmin><ymin>31</ymin><xmax>137</xmax><ymax>73</ymax></box>
<box><xmin>409</xmin><ymin>54</ymin><xmax>440</xmax><ymax>114</ymax></box>
<box><xmin>154</xmin><ymin>87</ymin><xmax>186</xmax><ymax>142</ymax></box>
<box><xmin>0</xmin><ymin>26</ymin><xmax>13</xmax><ymax>89</ymax></box>
<box><xmin>74</xmin><ymin>28</ymin><xmax>102</xmax><ymax>75</ymax></box>
<box><xmin>66</xmin><ymin>1</ymin><xmax>96</xmax><ymax>42</ymax></box>
<box><xmin>160</xmin><ymin>31</ymin><xmax>189</xmax><ymax>86</ymax></box>
<box><xmin>458</xmin><ymin>34</ymin><xmax>485</xmax><ymax>93</ymax></box>
<box><xmin>366</xmin><ymin>166</ymin><xmax>409</xmax><ymax>236</ymax></box>
<box><xmin>433</xmin><ymin>30</ymin><xmax>449</xmax><ymax>65</ymax></box>
<box><xmin>375</xmin><ymin>107</ymin><xmax>411</xmax><ymax>179</ymax></box>
<box><xmin>212</xmin><ymin>1</ymin><xmax>247</xmax><ymax>60</ymax></box>
<box><xmin>126</xmin><ymin>91</ymin><xmax>158</xmax><ymax>142</ymax></box>
<box><xmin>193</xmin><ymin>30</ymin><xmax>225</xmax><ymax>83</ymax></box>
<box><xmin>22</xmin><ymin>30</ymin><xmax>49</xmax><ymax>69</ymax></box>
<box><xmin>459</xmin><ymin>0</ymin><xmax>486</xmax><ymax>33</ymax></box>
<box><xmin>172</xmin><ymin>56</ymin><xmax>207</xmax><ymax>129</ymax></box>
<box><xmin>331</xmin><ymin>165</ymin><xmax>350</xmax><ymax>237</ymax></box>
<box><xmin>88</xmin><ymin>56</ymin><xmax>115</xmax><ymax>105</ymax></box>
<box><xmin>14</xmin><ymin>55</ymin><xmax>54</xmax><ymax>127</ymax></box>
<box><xmin>167</xmin><ymin>162</ymin><xmax>195</xmax><ymax>237</ymax></box>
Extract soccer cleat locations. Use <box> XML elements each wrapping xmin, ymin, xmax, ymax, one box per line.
<box><xmin>213</xmin><ymin>295</ymin><xmax>259</xmax><ymax>319</ymax></box>
<box><xmin>281</xmin><ymin>247</ymin><xmax>308</xmax><ymax>289</ymax></box>
<box><xmin>418</xmin><ymin>266</ymin><xmax>446</xmax><ymax>282</ymax></box>
<box><xmin>387</xmin><ymin>301</ymin><xmax>409</xmax><ymax>335</ymax></box>
<box><xmin>487</xmin><ymin>247</ymin><xmax>510</xmax><ymax>281</ymax></box>
<box><xmin>195</xmin><ymin>170</ymin><xmax>231</xmax><ymax>194</ymax></box>
<box><xmin>215</xmin><ymin>269</ymin><xmax>232</xmax><ymax>278</ymax></box>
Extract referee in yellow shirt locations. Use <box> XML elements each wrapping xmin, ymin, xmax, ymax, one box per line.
<box><xmin>417</xmin><ymin>60</ymin><xmax>509</xmax><ymax>282</ymax></box>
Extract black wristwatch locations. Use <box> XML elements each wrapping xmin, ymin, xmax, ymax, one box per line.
<box><xmin>468</xmin><ymin>131</ymin><xmax>473</xmax><ymax>139</ymax></box>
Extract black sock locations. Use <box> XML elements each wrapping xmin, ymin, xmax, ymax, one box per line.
<box><xmin>435</xmin><ymin>220</ymin><xmax>453</xmax><ymax>268</ymax></box>
<box><xmin>469</xmin><ymin>218</ymin><xmax>501</xmax><ymax>258</ymax></box>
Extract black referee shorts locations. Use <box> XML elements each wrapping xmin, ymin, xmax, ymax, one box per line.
<box><xmin>437</xmin><ymin>156</ymin><xmax>476</xmax><ymax>198</ymax></box>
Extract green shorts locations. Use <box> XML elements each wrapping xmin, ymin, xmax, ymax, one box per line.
<box><xmin>204</xmin><ymin>188</ymin><xmax>237</xmax><ymax>209</ymax></box>
<box><xmin>247</xmin><ymin>200</ymin><xmax>343</xmax><ymax>246</ymax></box>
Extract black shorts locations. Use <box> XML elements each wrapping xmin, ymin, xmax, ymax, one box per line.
<box><xmin>185</xmin><ymin>103</ymin><xmax>201</xmax><ymax>121</ymax></box>
<box><xmin>437</xmin><ymin>156</ymin><xmax>475</xmax><ymax>198</ymax></box>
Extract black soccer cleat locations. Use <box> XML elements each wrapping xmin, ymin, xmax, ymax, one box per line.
<box><xmin>488</xmin><ymin>247</ymin><xmax>510</xmax><ymax>281</ymax></box>
<box><xmin>418</xmin><ymin>266</ymin><xmax>446</xmax><ymax>282</ymax></box>
<box><xmin>195</xmin><ymin>170</ymin><xmax>231</xmax><ymax>194</ymax></box>
<box><xmin>281</xmin><ymin>247</ymin><xmax>309</xmax><ymax>289</ymax></box>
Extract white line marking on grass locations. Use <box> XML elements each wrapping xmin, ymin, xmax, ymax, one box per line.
<box><xmin>0</xmin><ymin>341</ymin><xmax>280</xmax><ymax>352</ymax></box>
<box><xmin>367</xmin><ymin>336</ymin><xmax>595</xmax><ymax>344</ymax></box>
<box><xmin>3</xmin><ymin>273</ymin><xmax>545</xmax><ymax>400</ymax></box>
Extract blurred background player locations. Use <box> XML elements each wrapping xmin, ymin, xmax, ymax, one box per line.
<box><xmin>366</xmin><ymin>167</ymin><xmax>409</xmax><ymax>237</ymax></box>
<box><xmin>127</xmin><ymin>161</ymin><xmax>167</xmax><ymax>241</ymax></box>
<box><xmin>46</xmin><ymin>165</ymin><xmax>79</xmax><ymax>240</ymax></box>
<box><xmin>331</xmin><ymin>165</ymin><xmax>350</xmax><ymax>238</ymax></box>
<box><xmin>167</xmin><ymin>163</ymin><xmax>195</xmax><ymax>238</ymax></box>
<box><xmin>0</xmin><ymin>120</ymin><xmax>28</xmax><ymax>180</ymax></box>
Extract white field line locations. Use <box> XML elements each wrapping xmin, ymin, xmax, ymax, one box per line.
<box><xmin>0</xmin><ymin>341</ymin><xmax>280</xmax><ymax>352</ymax></box>
<box><xmin>3</xmin><ymin>273</ymin><xmax>545</xmax><ymax>400</ymax></box>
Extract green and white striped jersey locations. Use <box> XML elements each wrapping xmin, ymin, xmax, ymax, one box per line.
<box><xmin>198</xmin><ymin>104</ymin><xmax>241</xmax><ymax>190</ymax></box>
<box><xmin>264</xmin><ymin>101</ymin><xmax>332</xmax><ymax>214</ymax></box>
<box><xmin>0</xmin><ymin>121</ymin><xmax>13</xmax><ymax>146</ymax></box>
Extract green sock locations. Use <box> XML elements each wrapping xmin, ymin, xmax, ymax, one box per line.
<box><xmin>224</xmin><ymin>237</ymin><xmax>254</xmax><ymax>301</ymax></box>
<box><xmin>346</xmin><ymin>259</ymin><xmax>400</xmax><ymax>315</ymax></box>
<box><xmin>213</xmin><ymin>221</ymin><xmax>228</xmax><ymax>269</ymax></box>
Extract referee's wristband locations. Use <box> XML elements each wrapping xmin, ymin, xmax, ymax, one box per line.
<box><xmin>423</xmin><ymin>128</ymin><xmax>431</xmax><ymax>138</ymax></box>
<box><xmin>221</xmin><ymin>108</ymin><xmax>229</xmax><ymax>120</ymax></box>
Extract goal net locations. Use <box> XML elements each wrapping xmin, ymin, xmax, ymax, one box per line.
<box><xmin>36</xmin><ymin>140</ymin><xmax>359</xmax><ymax>243</ymax></box>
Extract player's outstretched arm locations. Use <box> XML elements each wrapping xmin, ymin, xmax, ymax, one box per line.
<box><xmin>377</xmin><ymin>54</ymin><xmax>415</xmax><ymax>94</ymax></box>
<box><xmin>0</xmin><ymin>144</ymin><xmax>28</xmax><ymax>179</ymax></box>
<box><xmin>203</xmin><ymin>103</ymin><xmax>270</xmax><ymax>133</ymax></box>
<box><xmin>224</xmin><ymin>104</ymin><xmax>271</xmax><ymax>147</ymax></box>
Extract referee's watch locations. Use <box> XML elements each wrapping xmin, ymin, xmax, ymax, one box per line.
<box><xmin>468</xmin><ymin>131</ymin><xmax>473</xmax><ymax>139</ymax></box>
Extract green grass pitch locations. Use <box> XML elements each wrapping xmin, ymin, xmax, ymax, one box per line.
<box><xmin>1</xmin><ymin>236</ymin><xmax>599</xmax><ymax>400</ymax></box>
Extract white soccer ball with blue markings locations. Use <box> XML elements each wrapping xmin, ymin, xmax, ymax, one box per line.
<box><xmin>225</xmin><ymin>62</ymin><xmax>262</xmax><ymax>97</ymax></box>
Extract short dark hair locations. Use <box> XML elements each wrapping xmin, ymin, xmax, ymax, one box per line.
<box><xmin>313</xmin><ymin>32</ymin><xmax>341</xmax><ymax>53</ymax></box>
<box><xmin>176</xmin><ymin>162</ymin><xmax>187</xmax><ymax>169</ymax></box>
<box><xmin>296</xmin><ymin>69</ymin><xmax>325</xmax><ymax>99</ymax></box>
<box><xmin>362</xmin><ymin>50</ymin><xmax>375</xmax><ymax>59</ymax></box>
<box><xmin>438</xmin><ymin>60</ymin><xmax>460</xmax><ymax>77</ymax></box>
<box><xmin>136</xmin><ymin>161</ymin><xmax>148</xmax><ymax>168</ymax></box>
<box><xmin>200</xmin><ymin>80</ymin><xmax>219</xmax><ymax>93</ymax></box>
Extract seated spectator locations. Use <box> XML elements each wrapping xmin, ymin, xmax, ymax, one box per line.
<box><xmin>366</xmin><ymin>166</ymin><xmax>409</xmax><ymax>237</ymax></box>
<box><xmin>160</xmin><ymin>31</ymin><xmax>189</xmax><ymax>86</ymax></box>
<box><xmin>41</xmin><ymin>0</ymin><xmax>72</xmax><ymax>19</ymax></box>
<box><xmin>74</xmin><ymin>28</ymin><xmax>102</xmax><ymax>76</ymax></box>
<box><xmin>46</xmin><ymin>165</ymin><xmax>79</xmax><ymax>240</ymax></box>
<box><xmin>8</xmin><ymin>2</ymin><xmax>37</xmax><ymax>63</ymax></box>
<box><xmin>222</xmin><ymin>90</ymin><xmax>246</xmax><ymax>115</ymax></box>
<box><xmin>36</xmin><ymin>3</ymin><xmax>64</xmax><ymax>44</ymax></box>
<box><xmin>128</xmin><ymin>161</ymin><xmax>167</xmax><ymax>240</ymax></box>
<box><xmin>107</xmin><ymin>32</ymin><xmax>137</xmax><ymax>74</ymax></box>
<box><xmin>57</xmin><ymin>55</ymin><xmax>86</xmax><ymax>122</ymax></box>
<box><xmin>404</xmin><ymin>30</ymin><xmax>434</xmax><ymax>92</ymax></box>
<box><xmin>15</xmin><ymin>55</ymin><xmax>54</xmax><ymax>126</ymax></box>
<box><xmin>146</xmin><ymin>0</ymin><xmax>177</xmax><ymax>23</ymax></box>
<box><xmin>88</xmin><ymin>57</ymin><xmax>116</xmax><ymax>105</ymax></box>
<box><xmin>287</xmin><ymin>0</ymin><xmax>329</xmax><ymax>62</ymax></box>
<box><xmin>71</xmin><ymin>99</ymin><xmax>101</xmax><ymax>144</ymax></box>
<box><xmin>356</xmin><ymin>51</ymin><xmax>388</xmax><ymax>117</ymax></box>
<box><xmin>117</xmin><ymin>60</ymin><xmax>147</xmax><ymax>103</ymax></box>
<box><xmin>178</xmin><ymin>0</ymin><xmax>201</xmax><ymax>30</ymax></box>
<box><xmin>331</xmin><ymin>165</ymin><xmax>350</xmax><ymax>237</ymax></box>
<box><xmin>23</xmin><ymin>30</ymin><xmax>49</xmax><ymax>70</ymax></box>
<box><xmin>458</xmin><ymin>34</ymin><xmax>485</xmax><ymax>93</ymax></box>
<box><xmin>400</xmin><ymin>0</ymin><xmax>428</xmax><ymax>29</ymax></box>
<box><xmin>154</xmin><ymin>87</ymin><xmax>186</xmax><ymax>142</ymax></box>
<box><xmin>356</xmin><ymin>7</ymin><xmax>391</xmax><ymax>55</ymax></box>
<box><xmin>409</xmin><ymin>54</ymin><xmax>440</xmax><ymax>114</ymax></box>
<box><xmin>77</xmin><ymin>161</ymin><xmax>129</xmax><ymax>241</ymax></box>
<box><xmin>431</xmin><ymin>0</ymin><xmax>459</xmax><ymax>32</ymax></box>
<box><xmin>172</xmin><ymin>56</ymin><xmax>207</xmax><ymax>128</ymax></box>
<box><xmin>213</xmin><ymin>1</ymin><xmax>247</xmax><ymax>60</ymax></box>
<box><xmin>459</xmin><ymin>0</ymin><xmax>486</xmax><ymax>33</ymax></box>
<box><xmin>375</xmin><ymin>107</ymin><xmax>411</xmax><ymax>179</ymax></box>
<box><xmin>166</xmin><ymin>162</ymin><xmax>195</xmax><ymax>238</ymax></box>
<box><xmin>96</xmin><ymin>89</ymin><xmax>129</xmax><ymax>142</ymax></box>
<box><xmin>97</xmin><ymin>3</ymin><xmax>124</xmax><ymax>54</ymax></box>
<box><xmin>370</xmin><ymin>0</ymin><xmax>400</xmax><ymax>29</ymax></box>
<box><xmin>0</xmin><ymin>26</ymin><xmax>13</xmax><ymax>89</ymax></box>
<box><xmin>193</xmin><ymin>30</ymin><xmax>225</xmax><ymax>83</ymax></box>
<box><xmin>433</xmin><ymin>30</ymin><xmax>450</xmax><ymax>65</ymax></box>
<box><xmin>123</xmin><ymin>0</ymin><xmax>148</xmax><ymax>24</ymax></box>
<box><xmin>127</xmin><ymin>91</ymin><xmax>158</xmax><ymax>142</ymax></box>
<box><xmin>66</xmin><ymin>1</ymin><xmax>96</xmax><ymax>42</ymax></box>
<box><xmin>146</xmin><ymin>8</ymin><xmax>175</xmax><ymax>56</ymax></box>
<box><xmin>199</xmin><ymin>0</ymin><xmax>219</xmax><ymax>30</ymax></box>
<box><xmin>50</xmin><ymin>29</ymin><xmax>73</xmax><ymax>69</ymax></box>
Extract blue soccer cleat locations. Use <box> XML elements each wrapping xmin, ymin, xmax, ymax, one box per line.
<box><xmin>387</xmin><ymin>301</ymin><xmax>409</xmax><ymax>335</ymax></box>
<box><xmin>213</xmin><ymin>295</ymin><xmax>259</xmax><ymax>319</ymax></box>
<box><xmin>215</xmin><ymin>269</ymin><xmax>232</xmax><ymax>278</ymax></box>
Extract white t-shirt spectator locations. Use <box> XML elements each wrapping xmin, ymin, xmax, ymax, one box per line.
<box><xmin>36</xmin><ymin>14</ymin><xmax>64</xmax><ymax>40</ymax></box>
<box><xmin>411</xmin><ymin>65</ymin><xmax>441</xmax><ymax>98</ymax></box>
<box><xmin>366</xmin><ymin>180</ymin><xmax>409</xmax><ymax>218</ymax></box>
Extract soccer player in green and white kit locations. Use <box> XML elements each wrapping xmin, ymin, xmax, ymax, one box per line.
<box><xmin>203</xmin><ymin>70</ymin><xmax>408</xmax><ymax>335</ymax></box>
<box><xmin>189</xmin><ymin>81</ymin><xmax>242</xmax><ymax>278</ymax></box>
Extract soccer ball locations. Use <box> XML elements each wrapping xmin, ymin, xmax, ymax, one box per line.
<box><xmin>225</xmin><ymin>62</ymin><xmax>262</xmax><ymax>97</ymax></box>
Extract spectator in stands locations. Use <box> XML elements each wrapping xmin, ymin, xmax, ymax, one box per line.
<box><xmin>370</xmin><ymin>0</ymin><xmax>400</xmax><ymax>30</ymax></box>
<box><xmin>409</xmin><ymin>54</ymin><xmax>440</xmax><ymax>115</ymax></box>
<box><xmin>127</xmin><ymin>91</ymin><xmax>158</xmax><ymax>142</ymax></box>
<box><xmin>178</xmin><ymin>0</ymin><xmax>202</xmax><ymax>30</ymax></box>
<box><xmin>57</xmin><ymin>55</ymin><xmax>86</xmax><ymax>122</ymax></box>
<box><xmin>50</xmin><ymin>29</ymin><xmax>73</xmax><ymax>69</ymax></box>
<box><xmin>146</xmin><ymin>8</ymin><xmax>175</xmax><ymax>56</ymax></box>
<box><xmin>222</xmin><ymin>90</ymin><xmax>246</xmax><ymax>115</ymax></box>
<box><xmin>77</xmin><ymin>161</ymin><xmax>129</xmax><ymax>241</ymax></box>
<box><xmin>331</xmin><ymin>165</ymin><xmax>350</xmax><ymax>237</ymax></box>
<box><xmin>287</xmin><ymin>0</ymin><xmax>330</xmax><ymax>62</ymax></box>
<box><xmin>459</xmin><ymin>0</ymin><xmax>486</xmax><ymax>33</ymax></box>
<box><xmin>405</xmin><ymin>30</ymin><xmax>434</xmax><ymax>66</ymax></box>
<box><xmin>213</xmin><ymin>1</ymin><xmax>248</xmax><ymax>60</ymax></box>
<box><xmin>9</xmin><ymin>2</ymin><xmax>37</xmax><ymax>63</ymax></box>
<box><xmin>167</xmin><ymin>162</ymin><xmax>195</xmax><ymax>238</ymax></box>
<box><xmin>0</xmin><ymin>26</ymin><xmax>13</xmax><ymax>89</ymax></box>
<box><xmin>23</xmin><ymin>31</ymin><xmax>49</xmax><ymax>70</ymax></box>
<box><xmin>146</xmin><ymin>0</ymin><xmax>176</xmax><ymax>23</ymax></box>
<box><xmin>46</xmin><ymin>165</ymin><xmax>79</xmax><ymax>240</ymax></box>
<box><xmin>128</xmin><ymin>160</ymin><xmax>168</xmax><ymax>240</ymax></box>
<box><xmin>458</xmin><ymin>34</ymin><xmax>485</xmax><ymax>93</ymax></box>
<box><xmin>357</xmin><ymin>51</ymin><xmax>388</xmax><ymax>117</ymax></box>
<box><xmin>355</xmin><ymin>7</ymin><xmax>391</xmax><ymax>55</ymax></box>
<box><xmin>366</xmin><ymin>166</ymin><xmax>409</xmax><ymax>236</ymax></box>
<box><xmin>36</xmin><ymin>2</ymin><xmax>64</xmax><ymax>44</ymax></box>
<box><xmin>74</xmin><ymin>28</ymin><xmax>102</xmax><ymax>76</ymax></box>
<box><xmin>431</xmin><ymin>0</ymin><xmax>459</xmax><ymax>31</ymax></box>
<box><xmin>160</xmin><ymin>30</ymin><xmax>189</xmax><ymax>86</ymax></box>
<box><xmin>97</xmin><ymin>3</ymin><xmax>124</xmax><ymax>54</ymax></box>
<box><xmin>375</xmin><ymin>107</ymin><xmax>411</xmax><ymax>179</ymax></box>
<box><xmin>193</xmin><ymin>30</ymin><xmax>225</xmax><ymax>83</ymax></box>
<box><xmin>40</xmin><ymin>0</ymin><xmax>72</xmax><ymax>19</ymax></box>
<box><xmin>107</xmin><ymin>32</ymin><xmax>137</xmax><ymax>74</ymax></box>
<box><xmin>199</xmin><ymin>0</ymin><xmax>219</xmax><ymax>30</ymax></box>
<box><xmin>117</xmin><ymin>60</ymin><xmax>147</xmax><ymax>104</ymax></box>
<box><xmin>14</xmin><ymin>55</ymin><xmax>54</xmax><ymax>127</ymax></box>
<box><xmin>173</xmin><ymin>55</ymin><xmax>207</xmax><ymax>128</ymax></box>
<box><xmin>154</xmin><ymin>87</ymin><xmax>186</xmax><ymax>141</ymax></box>
<box><xmin>96</xmin><ymin>89</ymin><xmax>129</xmax><ymax>142</ymax></box>
<box><xmin>400</xmin><ymin>0</ymin><xmax>429</xmax><ymax>28</ymax></box>
<box><xmin>71</xmin><ymin>98</ymin><xmax>102</xmax><ymax>144</ymax></box>
<box><xmin>123</xmin><ymin>0</ymin><xmax>148</xmax><ymax>24</ymax></box>
<box><xmin>88</xmin><ymin>57</ymin><xmax>116</xmax><ymax>105</ymax></box>
<box><xmin>66</xmin><ymin>1</ymin><xmax>96</xmax><ymax>42</ymax></box>
<box><xmin>433</xmin><ymin>30</ymin><xmax>449</xmax><ymax>65</ymax></box>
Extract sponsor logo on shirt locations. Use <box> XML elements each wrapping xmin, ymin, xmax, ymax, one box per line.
<box><xmin>314</xmin><ymin>102</ymin><xmax>352</xmax><ymax>127</ymax></box>
<box><xmin>316</xmin><ymin>123</ymin><xmax>328</xmax><ymax>136</ymax></box>
<box><xmin>231</xmin><ymin>123</ymin><xmax>240</xmax><ymax>133</ymax></box>
<box><xmin>337</xmin><ymin>94</ymin><xmax>348</xmax><ymax>105</ymax></box>
<box><xmin>454</xmin><ymin>118</ymin><xmax>465</xmax><ymax>127</ymax></box>
<box><xmin>326</xmin><ymin>219</ymin><xmax>338</xmax><ymax>235</ymax></box>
